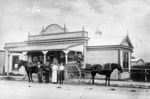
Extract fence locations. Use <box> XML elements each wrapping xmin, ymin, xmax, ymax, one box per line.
<box><xmin>130</xmin><ymin>68</ymin><xmax>150</xmax><ymax>82</ymax></box>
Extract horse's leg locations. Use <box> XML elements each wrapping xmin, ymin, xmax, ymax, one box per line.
<box><xmin>108</xmin><ymin>75</ymin><xmax>110</xmax><ymax>86</ymax></box>
<box><xmin>30</xmin><ymin>73</ymin><xmax>33</xmax><ymax>82</ymax></box>
<box><xmin>47</xmin><ymin>71</ymin><xmax>50</xmax><ymax>83</ymax></box>
<box><xmin>27</xmin><ymin>72</ymin><xmax>30</xmax><ymax>82</ymax></box>
<box><xmin>91</xmin><ymin>71</ymin><xmax>96</xmax><ymax>84</ymax></box>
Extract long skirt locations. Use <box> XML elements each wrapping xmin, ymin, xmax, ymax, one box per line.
<box><xmin>58</xmin><ymin>70</ymin><xmax>64</xmax><ymax>84</ymax></box>
<box><xmin>58</xmin><ymin>71</ymin><xmax>64</xmax><ymax>81</ymax></box>
<box><xmin>52</xmin><ymin>70</ymin><xmax>57</xmax><ymax>83</ymax></box>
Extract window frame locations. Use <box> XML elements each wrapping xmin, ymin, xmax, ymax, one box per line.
<box><xmin>12</xmin><ymin>55</ymin><xmax>19</xmax><ymax>70</ymax></box>
<box><xmin>123</xmin><ymin>52</ymin><xmax>129</xmax><ymax>69</ymax></box>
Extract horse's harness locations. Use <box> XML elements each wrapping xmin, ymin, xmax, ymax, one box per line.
<box><xmin>102</xmin><ymin>63</ymin><xmax>112</xmax><ymax>70</ymax></box>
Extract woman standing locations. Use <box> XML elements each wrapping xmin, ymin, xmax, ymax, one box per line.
<box><xmin>52</xmin><ymin>58</ymin><xmax>58</xmax><ymax>84</ymax></box>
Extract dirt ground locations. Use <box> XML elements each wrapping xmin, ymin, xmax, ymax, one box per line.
<box><xmin>0</xmin><ymin>80</ymin><xmax>150</xmax><ymax>99</ymax></box>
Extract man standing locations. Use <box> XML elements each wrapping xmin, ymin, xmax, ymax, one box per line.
<box><xmin>43</xmin><ymin>62</ymin><xmax>51</xmax><ymax>83</ymax></box>
<box><xmin>37</xmin><ymin>62</ymin><xmax>43</xmax><ymax>83</ymax></box>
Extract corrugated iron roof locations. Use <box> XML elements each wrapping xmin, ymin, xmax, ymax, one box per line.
<box><xmin>88</xmin><ymin>35</ymin><xmax>133</xmax><ymax>48</ymax></box>
<box><xmin>88</xmin><ymin>35</ymin><xmax>126</xmax><ymax>46</ymax></box>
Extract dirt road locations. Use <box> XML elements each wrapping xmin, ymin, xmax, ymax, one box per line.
<box><xmin>0</xmin><ymin>80</ymin><xmax>149</xmax><ymax>99</ymax></box>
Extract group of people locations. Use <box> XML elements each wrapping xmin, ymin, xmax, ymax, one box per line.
<box><xmin>20</xmin><ymin>57</ymin><xmax>65</xmax><ymax>86</ymax></box>
<box><xmin>37</xmin><ymin>58</ymin><xmax>65</xmax><ymax>86</ymax></box>
<box><xmin>20</xmin><ymin>53</ymin><xmax>83</xmax><ymax>86</ymax></box>
<box><xmin>51</xmin><ymin>58</ymin><xmax>65</xmax><ymax>86</ymax></box>
<box><xmin>37</xmin><ymin>54</ymin><xmax>83</xmax><ymax>85</ymax></box>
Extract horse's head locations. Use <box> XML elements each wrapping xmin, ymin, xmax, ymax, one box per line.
<box><xmin>112</xmin><ymin>63</ymin><xmax>123</xmax><ymax>73</ymax></box>
<box><xmin>18</xmin><ymin>60</ymin><xmax>27</xmax><ymax>68</ymax></box>
<box><xmin>17</xmin><ymin>60</ymin><xmax>23</xmax><ymax>68</ymax></box>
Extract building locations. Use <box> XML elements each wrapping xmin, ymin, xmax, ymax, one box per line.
<box><xmin>87</xmin><ymin>34</ymin><xmax>134</xmax><ymax>71</ymax></box>
<box><xmin>86</xmin><ymin>33</ymin><xmax>134</xmax><ymax>79</ymax></box>
<box><xmin>4</xmin><ymin>24</ymin><xmax>88</xmax><ymax>76</ymax></box>
<box><xmin>0</xmin><ymin>50</ymin><xmax>5</xmax><ymax>74</ymax></box>
<box><xmin>131</xmin><ymin>59</ymin><xmax>144</xmax><ymax>66</ymax></box>
<box><xmin>4</xmin><ymin>24</ymin><xmax>134</xmax><ymax>79</ymax></box>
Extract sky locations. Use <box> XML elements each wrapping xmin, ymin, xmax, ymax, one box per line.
<box><xmin>0</xmin><ymin>0</ymin><xmax>150</xmax><ymax>61</ymax></box>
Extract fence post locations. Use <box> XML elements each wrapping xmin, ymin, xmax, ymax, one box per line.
<box><xmin>145</xmin><ymin>69</ymin><xmax>147</xmax><ymax>82</ymax></box>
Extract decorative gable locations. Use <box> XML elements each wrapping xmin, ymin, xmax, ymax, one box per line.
<box><xmin>120</xmin><ymin>36</ymin><xmax>134</xmax><ymax>48</ymax></box>
<box><xmin>122</xmin><ymin>41</ymin><xmax>130</xmax><ymax>46</ymax></box>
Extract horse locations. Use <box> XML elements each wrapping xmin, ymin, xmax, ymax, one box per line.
<box><xmin>18</xmin><ymin>60</ymin><xmax>39</xmax><ymax>82</ymax></box>
<box><xmin>91</xmin><ymin>63</ymin><xmax>123</xmax><ymax>86</ymax></box>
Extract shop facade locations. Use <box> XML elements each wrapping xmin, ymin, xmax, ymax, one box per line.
<box><xmin>4</xmin><ymin>24</ymin><xmax>89</xmax><ymax>76</ymax></box>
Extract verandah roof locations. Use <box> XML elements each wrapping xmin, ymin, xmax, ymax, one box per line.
<box><xmin>8</xmin><ymin>43</ymin><xmax>83</xmax><ymax>52</ymax></box>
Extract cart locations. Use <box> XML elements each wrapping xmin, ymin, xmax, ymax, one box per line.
<box><xmin>65</xmin><ymin>61</ymin><xmax>92</xmax><ymax>84</ymax></box>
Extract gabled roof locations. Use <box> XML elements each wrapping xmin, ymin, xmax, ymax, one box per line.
<box><xmin>121</xmin><ymin>35</ymin><xmax>134</xmax><ymax>48</ymax></box>
<box><xmin>131</xmin><ymin>58</ymin><xmax>144</xmax><ymax>62</ymax></box>
<box><xmin>88</xmin><ymin>35</ymin><xmax>134</xmax><ymax>48</ymax></box>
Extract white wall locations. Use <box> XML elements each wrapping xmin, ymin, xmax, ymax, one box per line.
<box><xmin>85</xmin><ymin>49</ymin><xmax>118</xmax><ymax>65</ymax></box>
<box><xmin>0</xmin><ymin>51</ymin><xmax>5</xmax><ymax>74</ymax></box>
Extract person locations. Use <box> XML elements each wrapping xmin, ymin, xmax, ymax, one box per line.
<box><xmin>52</xmin><ymin>58</ymin><xmax>58</xmax><ymax>84</ymax></box>
<box><xmin>41</xmin><ymin>62</ymin><xmax>51</xmax><ymax>83</ymax></box>
<box><xmin>57</xmin><ymin>62</ymin><xmax>65</xmax><ymax>87</ymax></box>
<box><xmin>76</xmin><ymin>54</ymin><xmax>83</xmax><ymax>68</ymax></box>
<box><xmin>74</xmin><ymin>52</ymin><xmax>78</xmax><ymax>61</ymax></box>
<box><xmin>37</xmin><ymin>62</ymin><xmax>43</xmax><ymax>83</ymax></box>
<box><xmin>52</xmin><ymin>58</ymin><xmax>58</xmax><ymax>65</ymax></box>
<box><xmin>77</xmin><ymin>54</ymin><xmax>82</xmax><ymax>63</ymax></box>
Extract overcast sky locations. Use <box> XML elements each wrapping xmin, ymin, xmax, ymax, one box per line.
<box><xmin>0</xmin><ymin>0</ymin><xmax>150</xmax><ymax>61</ymax></box>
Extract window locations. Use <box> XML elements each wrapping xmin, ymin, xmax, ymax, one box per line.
<box><xmin>123</xmin><ymin>52</ymin><xmax>128</xmax><ymax>68</ymax></box>
<box><xmin>12</xmin><ymin>55</ymin><xmax>19</xmax><ymax>70</ymax></box>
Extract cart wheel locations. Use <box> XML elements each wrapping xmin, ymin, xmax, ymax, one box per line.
<box><xmin>65</xmin><ymin>64</ymin><xmax>81</xmax><ymax>84</ymax></box>
<box><xmin>80</xmin><ymin>70</ymin><xmax>92</xmax><ymax>84</ymax></box>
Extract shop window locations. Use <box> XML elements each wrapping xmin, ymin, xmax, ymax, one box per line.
<box><xmin>12</xmin><ymin>55</ymin><xmax>19</xmax><ymax>70</ymax></box>
<box><xmin>123</xmin><ymin>52</ymin><xmax>128</xmax><ymax>69</ymax></box>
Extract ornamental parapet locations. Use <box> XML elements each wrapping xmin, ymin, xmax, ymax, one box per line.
<box><xmin>28</xmin><ymin>31</ymin><xmax>88</xmax><ymax>41</ymax></box>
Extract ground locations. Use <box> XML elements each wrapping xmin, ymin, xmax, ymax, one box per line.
<box><xmin>0</xmin><ymin>79</ymin><xmax>150</xmax><ymax>99</ymax></box>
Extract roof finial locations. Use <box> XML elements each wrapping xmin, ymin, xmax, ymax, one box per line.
<box><xmin>42</xmin><ymin>26</ymin><xmax>44</xmax><ymax>35</ymax></box>
<box><xmin>28</xmin><ymin>32</ymin><xmax>30</xmax><ymax>36</ymax></box>
<box><xmin>127</xmin><ymin>29</ymin><xmax>129</xmax><ymax>37</ymax></box>
<box><xmin>82</xmin><ymin>25</ymin><xmax>85</xmax><ymax>31</ymax></box>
